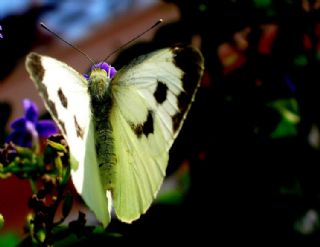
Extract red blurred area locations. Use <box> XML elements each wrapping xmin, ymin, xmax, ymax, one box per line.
<box><xmin>0</xmin><ymin>177</ymin><xmax>32</xmax><ymax>236</ymax></box>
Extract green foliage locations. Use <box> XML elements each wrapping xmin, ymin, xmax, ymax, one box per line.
<box><xmin>0</xmin><ymin>232</ymin><xmax>20</xmax><ymax>247</ymax></box>
<box><xmin>0</xmin><ymin>135</ymin><xmax>92</xmax><ymax>246</ymax></box>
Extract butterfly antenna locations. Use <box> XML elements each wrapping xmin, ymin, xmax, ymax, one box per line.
<box><xmin>40</xmin><ymin>22</ymin><xmax>96</xmax><ymax>65</ymax></box>
<box><xmin>103</xmin><ymin>19</ymin><xmax>163</xmax><ymax>63</ymax></box>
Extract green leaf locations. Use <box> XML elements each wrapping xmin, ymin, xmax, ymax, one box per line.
<box><xmin>155</xmin><ymin>162</ymin><xmax>191</xmax><ymax>205</ymax></box>
<box><xmin>0</xmin><ymin>232</ymin><xmax>20</xmax><ymax>247</ymax></box>
<box><xmin>294</xmin><ymin>55</ymin><xmax>308</xmax><ymax>66</ymax></box>
<box><xmin>36</xmin><ymin>229</ymin><xmax>46</xmax><ymax>243</ymax></box>
<box><xmin>254</xmin><ymin>0</ymin><xmax>272</xmax><ymax>8</ymax></box>
<box><xmin>268</xmin><ymin>98</ymin><xmax>300</xmax><ymax>138</ymax></box>
<box><xmin>47</xmin><ymin>140</ymin><xmax>67</xmax><ymax>153</ymax></box>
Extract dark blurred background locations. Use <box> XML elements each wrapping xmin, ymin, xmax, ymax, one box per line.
<box><xmin>2</xmin><ymin>0</ymin><xmax>320</xmax><ymax>245</ymax></box>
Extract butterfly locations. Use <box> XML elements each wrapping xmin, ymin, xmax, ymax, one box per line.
<box><xmin>25</xmin><ymin>45</ymin><xmax>204</xmax><ymax>227</ymax></box>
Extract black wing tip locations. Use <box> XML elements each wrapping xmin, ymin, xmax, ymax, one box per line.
<box><xmin>26</xmin><ymin>52</ymin><xmax>41</xmax><ymax>64</ymax></box>
<box><xmin>169</xmin><ymin>45</ymin><xmax>204</xmax><ymax>133</ymax></box>
<box><xmin>25</xmin><ymin>52</ymin><xmax>44</xmax><ymax>82</ymax></box>
<box><xmin>171</xmin><ymin>44</ymin><xmax>204</xmax><ymax>93</ymax></box>
<box><xmin>170</xmin><ymin>45</ymin><xmax>204</xmax><ymax>66</ymax></box>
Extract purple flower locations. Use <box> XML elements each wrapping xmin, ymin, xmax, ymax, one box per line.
<box><xmin>83</xmin><ymin>62</ymin><xmax>117</xmax><ymax>80</ymax></box>
<box><xmin>6</xmin><ymin>99</ymin><xmax>58</xmax><ymax>148</ymax></box>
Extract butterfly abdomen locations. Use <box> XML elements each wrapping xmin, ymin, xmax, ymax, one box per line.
<box><xmin>89</xmin><ymin>69</ymin><xmax>116</xmax><ymax>190</ymax></box>
<box><xmin>94</xmin><ymin>116</ymin><xmax>116</xmax><ymax>190</ymax></box>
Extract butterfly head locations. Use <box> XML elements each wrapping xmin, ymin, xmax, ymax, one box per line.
<box><xmin>86</xmin><ymin>62</ymin><xmax>117</xmax><ymax>100</ymax></box>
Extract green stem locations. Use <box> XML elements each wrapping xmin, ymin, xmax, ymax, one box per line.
<box><xmin>30</xmin><ymin>179</ymin><xmax>38</xmax><ymax>194</ymax></box>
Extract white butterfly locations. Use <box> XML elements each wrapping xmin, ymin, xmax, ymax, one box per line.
<box><xmin>25</xmin><ymin>45</ymin><xmax>204</xmax><ymax>227</ymax></box>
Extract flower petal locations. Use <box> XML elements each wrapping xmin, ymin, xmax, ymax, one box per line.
<box><xmin>36</xmin><ymin>120</ymin><xmax>58</xmax><ymax>138</ymax></box>
<box><xmin>94</xmin><ymin>62</ymin><xmax>109</xmax><ymax>71</ymax></box>
<box><xmin>24</xmin><ymin>99</ymin><xmax>39</xmax><ymax>123</ymax></box>
<box><xmin>10</xmin><ymin>117</ymin><xmax>27</xmax><ymax>131</ymax></box>
<box><xmin>94</xmin><ymin>62</ymin><xmax>117</xmax><ymax>79</ymax></box>
<box><xmin>109</xmin><ymin>66</ymin><xmax>117</xmax><ymax>79</ymax></box>
<box><xmin>6</xmin><ymin>131</ymin><xmax>32</xmax><ymax>148</ymax></box>
<box><xmin>83</xmin><ymin>73</ymin><xmax>90</xmax><ymax>80</ymax></box>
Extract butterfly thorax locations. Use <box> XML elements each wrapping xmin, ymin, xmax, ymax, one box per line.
<box><xmin>88</xmin><ymin>69</ymin><xmax>116</xmax><ymax>190</ymax></box>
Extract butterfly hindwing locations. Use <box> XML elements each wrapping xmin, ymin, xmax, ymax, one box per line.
<box><xmin>109</xmin><ymin>46</ymin><xmax>204</xmax><ymax>222</ymax></box>
<box><xmin>25</xmin><ymin>53</ymin><xmax>110</xmax><ymax>226</ymax></box>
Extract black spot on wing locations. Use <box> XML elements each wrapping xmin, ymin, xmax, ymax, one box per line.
<box><xmin>47</xmin><ymin>99</ymin><xmax>67</xmax><ymax>135</ymax></box>
<box><xmin>131</xmin><ymin>110</ymin><xmax>154</xmax><ymax>138</ymax></box>
<box><xmin>36</xmin><ymin>89</ymin><xmax>68</xmax><ymax>136</ymax></box>
<box><xmin>170</xmin><ymin>46</ymin><xmax>204</xmax><ymax>133</ymax></box>
<box><xmin>47</xmin><ymin>99</ymin><xmax>58</xmax><ymax>120</ymax></box>
<box><xmin>143</xmin><ymin>111</ymin><xmax>154</xmax><ymax>136</ymax></box>
<box><xmin>58</xmin><ymin>88</ymin><xmax>68</xmax><ymax>108</ymax></box>
<box><xmin>58</xmin><ymin>120</ymin><xmax>67</xmax><ymax>136</ymax></box>
<box><xmin>33</xmin><ymin>83</ymin><xmax>66</xmax><ymax>136</ymax></box>
<box><xmin>74</xmin><ymin>116</ymin><xmax>84</xmax><ymax>139</ymax></box>
<box><xmin>154</xmin><ymin>81</ymin><xmax>168</xmax><ymax>104</ymax></box>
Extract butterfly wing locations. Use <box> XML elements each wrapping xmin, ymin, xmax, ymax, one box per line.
<box><xmin>25</xmin><ymin>53</ymin><xmax>110</xmax><ymax>226</ymax></box>
<box><xmin>109</xmin><ymin>46</ymin><xmax>204</xmax><ymax>222</ymax></box>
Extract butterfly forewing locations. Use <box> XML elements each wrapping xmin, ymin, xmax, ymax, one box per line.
<box><xmin>110</xmin><ymin>46</ymin><xmax>204</xmax><ymax>222</ymax></box>
<box><xmin>25</xmin><ymin>53</ymin><xmax>110</xmax><ymax>226</ymax></box>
